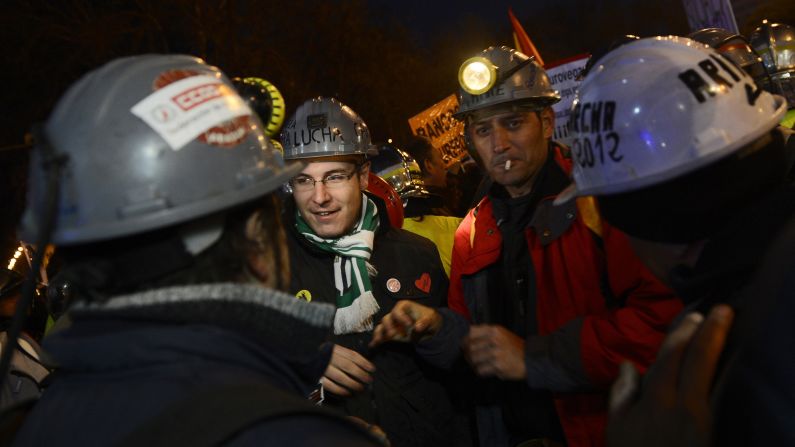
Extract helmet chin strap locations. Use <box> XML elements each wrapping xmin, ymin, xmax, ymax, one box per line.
<box><xmin>179</xmin><ymin>214</ymin><xmax>225</xmax><ymax>256</ymax></box>
<box><xmin>495</xmin><ymin>56</ymin><xmax>535</xmax><ymax>85</ymax></box>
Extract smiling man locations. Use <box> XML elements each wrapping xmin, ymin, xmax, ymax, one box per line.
<box><xmin>281</xmin><ymin>97</ymin><xmax>472</xmax><ymax>447</ymax></box>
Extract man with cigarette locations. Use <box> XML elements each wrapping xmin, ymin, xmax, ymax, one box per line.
<box><xmin>371</xmin><ymin>46</ymin><xmax>682</xmax><ymax>446</ymax></box>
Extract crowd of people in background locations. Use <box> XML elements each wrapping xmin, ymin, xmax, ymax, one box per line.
<box><xmin>1</xmin><ymin>18</ymin><xmax>793</xmax><ymax>447</ymax></box>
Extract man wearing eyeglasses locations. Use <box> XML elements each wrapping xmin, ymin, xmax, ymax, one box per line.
<box><xmin>280</xmin><ymin>97</ymin><xmax>472</xmax><ymax>447</ymax></box>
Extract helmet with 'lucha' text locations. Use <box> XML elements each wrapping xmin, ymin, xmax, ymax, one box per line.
<box><xmin>280</xmin><ymin>97</ymin><xmax>377</xmax><ymax>160</ymax></box>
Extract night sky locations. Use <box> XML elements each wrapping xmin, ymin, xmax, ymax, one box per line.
<box><xmin>0</xmin><ymin>0</ymin><xmax>790</xmax><ymax>149</ymax></box>
<box><xmin>0</xmin><ymin>0</ymin><xmax>791</xmax><ymax>238</ymax></box>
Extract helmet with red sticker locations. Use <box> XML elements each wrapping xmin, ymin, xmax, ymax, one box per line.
<box><xmin>20</xmin><ymin>55</ymin><xmax>301</xmax><ymax>246</ymax></box>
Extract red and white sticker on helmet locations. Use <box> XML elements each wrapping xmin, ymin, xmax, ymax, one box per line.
<box><xmin>131</xmin><ymin>74</ymin><xmax>252</xmax><ymax>150</ymax></box>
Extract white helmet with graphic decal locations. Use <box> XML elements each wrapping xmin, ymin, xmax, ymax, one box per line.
<box><xmin>556</xmin><ymin>36</ymin><xmax>787</xmax><ymax>203</ymax></box>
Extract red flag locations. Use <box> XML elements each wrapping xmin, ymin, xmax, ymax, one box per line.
<box><xmin>508</xmin><ymin>8</ymin><xmax>544</xmax><ymax>66</ymax></box>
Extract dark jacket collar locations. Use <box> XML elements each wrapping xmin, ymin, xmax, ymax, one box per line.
<box><xmin>671</xmin><ymin>182</ymin><xmax>795</xmax><ymax>307</ymax></box>
<box><xmin>487</xmin><ymin>144</ymin><xmax>578</xmax><ymax>245</ymax></box>
<box><xmin>66</xmin><ymin>283</ymin><xmax>335</xmax><ymax>392</ymax></box>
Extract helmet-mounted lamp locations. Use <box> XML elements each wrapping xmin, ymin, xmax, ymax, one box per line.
<box><xmin>458</xmin><ymin>55</ymin><xmax>538</xmax><ymax>95</ymax></box>
<box><xmin>458</xmin><ymin>56</ymin><xmax>497</xmax><ymax>95</ymax></box>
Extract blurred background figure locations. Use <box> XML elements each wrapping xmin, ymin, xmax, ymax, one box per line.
<box><xmin>750</xmin><ymin>22</ymin><xmax>795</xmax><ymax>128</ymax></box>
<box><xmin>402</xmin><ymin>136</ymin><xmax>462</xmax><ymax>216</ymax></box>
<box><xmin>370</xmin><ymin>143</ymin><xmax>462</xmax><ymax>277</ymax></box>
<box><xmin>0</xmin><ymin>238</ymin><xmax>50</xmax><ymax>411</ymax></box>
<box><xmin>445</xmin><ymin>156</ymin><xmax>486</xmax><ymax>217</ymax></box>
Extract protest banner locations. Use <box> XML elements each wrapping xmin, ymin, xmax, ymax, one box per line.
<box><xmin>545</xmin><ymin>54</ymin><xmax>590</xmax><ymax>146</ymax></box>
<box><xmin>408</xmin><ymin>94</ymin><xmax>467</xmax><ymax>168</ymax></box>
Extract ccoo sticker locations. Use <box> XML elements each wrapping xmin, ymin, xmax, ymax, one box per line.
<box><xmin>131</xmin><ymin>71</ymin><xmax>253</xmax><ymax>151</ymax></box>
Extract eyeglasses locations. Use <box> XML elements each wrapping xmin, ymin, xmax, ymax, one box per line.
<box><xmin>290</xmin><ymin>169</ymin><xmax>359</xmax><ymax>192</ymax></box>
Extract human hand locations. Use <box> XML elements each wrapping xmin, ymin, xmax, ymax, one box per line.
<box><xmin>321</xmin><ymin>344</ymin><xmax>376</xmax><ymax>397</ymax></box>
<box><xmin>369</xmin><ymin>300</ymin><xmax>442</xmax><ymax>348</ymax></box>
<box><xmin>347</xmin><ymin>416</ymin><xmax>391</xmax><ymax>446</ymax></box>
<box><xmin>462</xmin><ymin>324</ymin><xmax>526</xmax><ymax>380</ymax></box>
<box><xmin>607</xmin><ymin>304</ymin><xmax>734</xmax><ymax>447</ymax></box>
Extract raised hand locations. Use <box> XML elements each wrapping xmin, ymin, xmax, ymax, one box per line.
<box><xmin>462</xmin><ymin>324</ymin><xmax>527</xmax><ymax>380</ymax></box>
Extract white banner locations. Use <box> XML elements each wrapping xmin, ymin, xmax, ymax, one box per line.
<box><xmin>546</xmin><ymin>54</ymin><xmax>590</xmax><ymax>146</ymax></box>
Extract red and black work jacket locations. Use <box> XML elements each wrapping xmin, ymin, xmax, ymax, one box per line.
<box><xmin>448</xmin><ymin>144</ymin><xmax>683</xmax><ymax>447</ymax></box>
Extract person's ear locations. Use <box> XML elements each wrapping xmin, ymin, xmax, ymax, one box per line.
<box><xmin>359</xmin><ymin>161</ymin><xmax>371</xmax><ymax>191</ymax></box>
<box><xmin>541</xmin><ymin>107</ymin><xmax>555</xmax><ymax>140</ymax></box>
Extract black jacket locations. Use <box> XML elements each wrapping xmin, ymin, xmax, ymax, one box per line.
<box><xmin>285</xmin><ymin>194</ymin><xmax>473</xmax><ymax>447</ymax></box>
<box><xmin>669</xmin><ymin>130</ymin><xmax>795</xmax><ymax>446</ymax></box>
<box><xmin>13</xmin><ymin>284</ymin><xmax>381</xmax><ymax>447</ymax></box>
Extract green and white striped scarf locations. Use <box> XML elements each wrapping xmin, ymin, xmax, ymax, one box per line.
<box><xmin>296</xmin><ymin>195</ymin><xmax>380</xmax><ymax>334</ymax></box>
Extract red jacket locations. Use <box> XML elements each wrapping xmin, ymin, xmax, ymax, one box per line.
<box><xmin>448</xmin><ymin>151</ymin><xmax>682</xmax><ymax>446</ymax></box>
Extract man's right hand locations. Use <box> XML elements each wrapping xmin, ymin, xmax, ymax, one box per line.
<box><xmin>322</xmin><ymin>344</ymin><xmax>376</xmax><ymax>397</ymax></box>
<box><xmin>369</xmin><ymin>300</ymin><xmax>443</xmax><ymax>348</ymax></box>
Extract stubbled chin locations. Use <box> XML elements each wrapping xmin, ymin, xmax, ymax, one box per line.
<box><xmin>308</xmin><ymin>220</ymin><xmax>345</xmax><ymax>239</ymax></box>
<box><xmin>490</xmin><ymin>168</ymin><xmax>521</xmax><ymax>183</ymax></box>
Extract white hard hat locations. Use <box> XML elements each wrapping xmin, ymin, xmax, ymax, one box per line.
<box><xmin>556</xmin><ymin>36</ymin><xmax>787</xmax><ymax>204</ymax></box>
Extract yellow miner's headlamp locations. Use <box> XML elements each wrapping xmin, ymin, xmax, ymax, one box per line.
<box><xmin>458</xmin><ymin>56</ymin><xmax>497</xmax><ymax>95</ymax></box>
<box><xmin>243</xmin><ymin>77</ymin><xmax>286</xmax><ymax>137</ymax></box>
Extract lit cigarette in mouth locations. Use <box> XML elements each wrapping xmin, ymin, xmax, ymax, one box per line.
<box><xmin>504</xmin><ymin>160</ymin><xmax>512</xmax><ymax>171</ymax></box>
